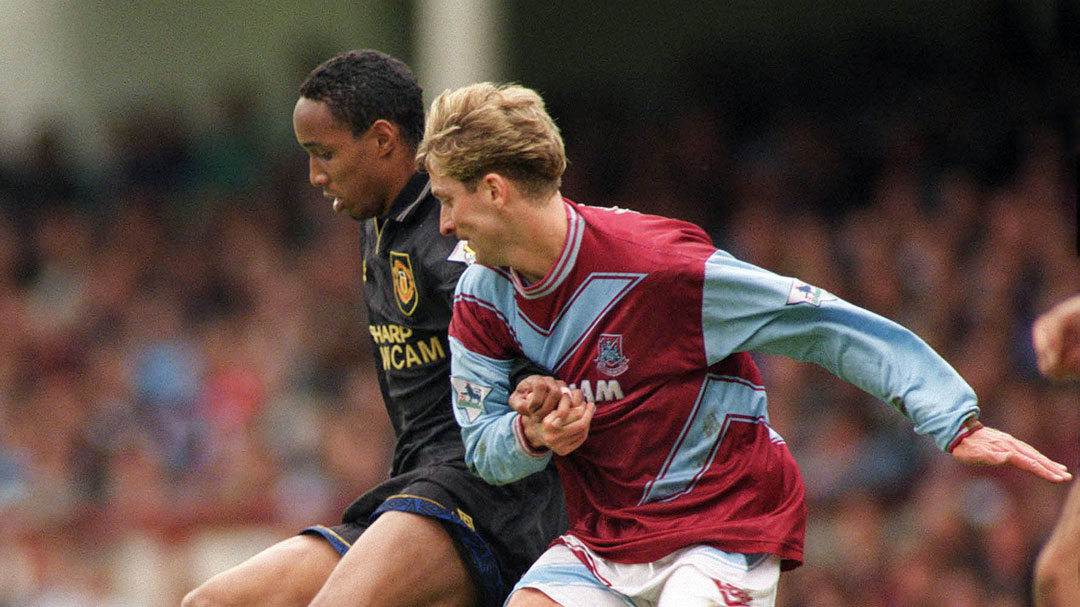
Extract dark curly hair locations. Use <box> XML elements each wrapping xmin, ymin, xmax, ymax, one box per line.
<box><xmin>299</xmin><ymin>50</ymin><xmax>425</xmax><ymax>149</ymax></box>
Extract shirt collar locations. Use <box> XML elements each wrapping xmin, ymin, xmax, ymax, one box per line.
<box><xmin>384</xmin><ymin>172</ymin><xmax>432</xmax><ymax>223</ymax></box>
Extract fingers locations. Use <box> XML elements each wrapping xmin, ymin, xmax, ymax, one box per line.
<box><xmin>952</xmin><ymin>426</ymin><xmax>1072</xmax><ymax>483</ymax></box>
<box><xmin>511</xmin><ymin>376</ymin><xmax>594</xmax><ymax>456</ymax></box>
<box><xmin>1006</xmin><ymin>450</ymin><xmax>1072</xmax><ymax>483</ymax></box>
<box><xmin>1007</xmin><ymin>439</ymin><xmax>1072</xmax><ymax>483</ymax></box>
<box><xmin>547</xmin><ymin>401</ymin><xmax>596</xmax><ymax>456</ymax></box>
<box><xmin>509</xmin><ymin>375</ymin><xmax>566</xmax><ymax>418</ymax></box>
<box><xmin>545</xmin><ymin>387</ymin><xmax>589</xmax><ymax>429</ymax></box>
<box><xmin>537</xmin><ymin>391</ymin><xmax>594</xmax><ymax>455</ymax></box>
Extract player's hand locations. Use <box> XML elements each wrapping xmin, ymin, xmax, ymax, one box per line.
<box><xmin>1033</xmin><ymin>294</ymin><xmax>1080</xmax><ymax>381</ymax></box>
<box><xmin>951</xmin><ymin>424</ymin><xmax>1072</xmax><ymax>483</ymax></box>
<box><xmin>517</xmin><ymin>382</ymin><xmax>595</xmax><ymax>456</ymax></box>
<box><xmin>510</xmin><ymin>375</ymin><xmax>567</xmax><ymax>420</ymax></box>
<box><xmin>540</xmin><ymin>390</ymin><xmax>595</xmax><ymax>456</ymax></box>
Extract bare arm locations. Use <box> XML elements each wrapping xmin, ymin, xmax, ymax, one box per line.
<box><xmin>1030</xmin><ymin>294</ymin><xmax>1080</xmax><ymax>605</ymax></box>
<box><xmin>1032</xmin><ymin>294</ymin><xmax>1080</xmax><ymax>381</ymax></box>
<box><xmin>1033</xmin><ymin>479</ymin><xmax>1080</xmax><ymax>607</ymax></box>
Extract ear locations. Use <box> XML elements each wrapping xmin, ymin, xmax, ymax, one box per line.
<box><xmin>369</xmin><ymin>119</ymin><xmax>398</xmax><ymax>157</ymax></box>
<box><xmin>481</xmin><ymin>173</ymin><xmax>511</xmax><ymax>210</ymax></box>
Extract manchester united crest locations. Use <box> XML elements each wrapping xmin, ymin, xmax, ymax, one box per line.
<box><xmin>390</xmin><ymin>251</ymin><xmax>418</xmax><ymax>316</ymax></box>
<box><xmin>594</xmin><ymin>333</ymin><xmax>629</xmax><ymax>377</ymax></box>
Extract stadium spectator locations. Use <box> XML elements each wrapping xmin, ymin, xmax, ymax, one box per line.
<box><xmin>0</xmin><ymin>35</ymin><xmax>1074</xmax><ymax>607</ymax></box>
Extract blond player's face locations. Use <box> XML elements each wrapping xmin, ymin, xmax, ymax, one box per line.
<box><xmin>292</xmin><ymin>97</ymin><xmax>391</xmax><ymax>220</ymax></box>
<box><xmin>429</xmin><ymin>168</ymin><xmax>497</xmax><ymax>264</ymax></box>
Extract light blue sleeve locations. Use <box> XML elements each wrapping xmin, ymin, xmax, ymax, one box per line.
<box><xmin>701</xmin><ymin>250</ymin><xmax>978</xmax><ymax>452</ymax></box>
<box><xmin>448</xmin><ymin>336</ymin><xmax>552</xmax><ymax>485</ymax></box>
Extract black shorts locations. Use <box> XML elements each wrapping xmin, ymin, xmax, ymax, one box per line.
<box><xmin>302</xmin><ymin>460</ymin><xmax>566</xmax><ymax>607</ymax></box>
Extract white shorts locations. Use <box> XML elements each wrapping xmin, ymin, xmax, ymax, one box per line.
<box><xmin>508</xmin><ymin>535</ymin><xmax>781</xmax><ymax>607</ymax></box>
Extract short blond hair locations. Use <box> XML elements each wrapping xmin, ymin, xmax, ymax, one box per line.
<box><xmin>416</xmin><ymin>82</ymin><xmax>566</xmax><ymax>198</ymax></box>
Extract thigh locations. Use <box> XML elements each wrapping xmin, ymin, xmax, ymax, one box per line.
<box><xmin>655</xmin><ymin>552</ymin><xmax>780</xmax><ymax>607</ymax></box>
<box><xmin>403</xmin><ymin>462</ymin><xmax>567</xmax><ymax>595</ymax></box>
<box><xmin>509</xmin><ymin>542</ymin><xmax>635</xmax><ymax>607</ymax></box>
<box><xmin>182</xmin><ymin>534</ymin><xmax>340</xmax><ymax>607</ymax></box>
<box><xmin>508</xmin><ymin>588</ymin><xmax>566</xmax><ymax>607</ymax></box>
<box><xmin>309</xmin><ymin>510</ymin><xmax>476</xmax><ymax>607</ymax></box>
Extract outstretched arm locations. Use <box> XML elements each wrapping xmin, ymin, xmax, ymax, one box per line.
<box><xmin>701</xmin><ymin>250</ymin><xmax>1071</xmax><ymax>482</ymax></box>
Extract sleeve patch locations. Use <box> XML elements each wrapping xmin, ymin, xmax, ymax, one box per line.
<box><xmin>786</xmin><ymin>279</ymin><xmax>836</xmax><ymax>307</ymax></box>
<box><xmin>447</xmin><ymin>240</ymin><xmax>476</xmax><ymax>265</ymax></box>
<box><xmin>450</xmin><ymin>377</ymin><xmax>492</xmax><ymax>422</ymax></box>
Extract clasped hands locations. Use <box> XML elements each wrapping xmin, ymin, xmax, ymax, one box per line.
<box><xmin>510</xmin><ymin>375</ymin><xmax>595</xmax><ymax>455</ymax></box>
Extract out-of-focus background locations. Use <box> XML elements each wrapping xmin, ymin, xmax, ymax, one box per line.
<box><xmin>0</xmin><ymin>1</ymin><xmax>1077</xmax><ymax>605</ymax></box>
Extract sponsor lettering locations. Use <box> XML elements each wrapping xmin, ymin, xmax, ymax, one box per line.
<box><xmin>370</xmin><ymin>323</ymin><xmax>447</xmax><ymax>370</ymax></box>
<box><xmin>568</xmin><ymin>379</ymin><xmax>624</xmax><ymax>403</ymax></box>
<box><xmin>369</xmin><ymin>323</ymin><xmax>414</xmax><ymax>344</ymax></box>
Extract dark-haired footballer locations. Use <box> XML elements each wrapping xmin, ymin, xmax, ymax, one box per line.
<box><xmin>182</xmin><ymin>50</ymin><xmax>568</xmax><ymax>607</ymax></box>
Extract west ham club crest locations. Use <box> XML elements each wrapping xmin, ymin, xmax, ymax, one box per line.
<box><xmin>594</xmin><ymin>334</ymin><xmax>629</xmax><ymax>377</ymax></box>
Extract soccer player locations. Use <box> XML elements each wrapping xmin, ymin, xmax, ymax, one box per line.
<box><xmin>182</xmin><ymin>52</ymin><xmax>567</xmax><ymax>607</ymax></box>
<box><xmin>415</xmin><ymin>82</ymin><xmax>1073</xmax><ymax>607</ymax></box>
<box><xmin>1032</xmin><ymin>295</ymin><xmax>1080</xmax><ymax>607</ymax></box>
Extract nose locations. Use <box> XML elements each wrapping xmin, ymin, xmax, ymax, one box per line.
<box><xmin>439</xmin><ymin>204</ymin><xmax>456</xmax><ymax>237</ymax></box>
<box><xmin>308</xmin><ymin>157</ymin><xmax>328</xmax><ymax>187</ymax></box>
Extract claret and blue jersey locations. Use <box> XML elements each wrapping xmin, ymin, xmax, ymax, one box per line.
<box><xmin>448</xmin><ymin>200</ymin><xmax>979</xmax><ymax>569</ymax></box>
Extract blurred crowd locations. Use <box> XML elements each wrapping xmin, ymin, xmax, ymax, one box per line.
<box><xmin>1</xmin><ymin>35</ymin><xmax>1078</xmax><ymax>607</ymax></box>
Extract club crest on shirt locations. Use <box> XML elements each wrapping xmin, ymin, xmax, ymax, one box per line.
<box><xmin>786</xmin><ymin>279</ymin><xmax>835</xmax><ymax>307</ymax></box>
<box><xmin>450</xmin><ymin>378</ymin><xmax>491</xmax><ymax>423</ymax></box>
<box><xmin>390</xmin><ymin>251</ymin><xmax>418</xmax><ymax>316</ymax></box>
<box><xmin>594</xmin><ymin>334</ymin><xmax>629</xmax><ymax>377</ymax></box>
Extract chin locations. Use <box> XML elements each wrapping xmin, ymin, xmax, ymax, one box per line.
<box><xmin>345</xmin><ymin>204</ymin><xmax>378</xmax><ymax>221</ymax></box>
<box><xmin>472</xmin><ymin>251</ymin><xmax>498</xmax><ymax>267</ymax></box>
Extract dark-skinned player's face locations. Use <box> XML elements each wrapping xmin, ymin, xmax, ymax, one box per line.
<box><xmin>293</xmin><ymin>97</ymin><xmax>391</xmax><ymax>220</ymax></box>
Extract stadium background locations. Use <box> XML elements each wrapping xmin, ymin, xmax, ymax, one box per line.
<box><xmin>0</xmin><ymin>1</ymin><xmax>1077</xmax><ymax>605</ymax></box>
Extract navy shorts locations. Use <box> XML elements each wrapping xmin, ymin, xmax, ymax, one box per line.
<box><xmin>302</xmin><ymin>460</ymin><xmax>565</xmax><ymax>607</ymax></box>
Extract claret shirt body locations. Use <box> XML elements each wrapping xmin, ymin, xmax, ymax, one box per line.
<box><xmin>448</xmin><ymin>200</ymin><xmax>979</xmax><ymax>568</ymax></box>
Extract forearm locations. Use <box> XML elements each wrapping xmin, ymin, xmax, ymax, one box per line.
<box><xmin>798</xmin><ymin>302</ymin><xmax>979</xmax><ymax>451</ymax></box>
<box><xmin>462</xmin><ymin>411</ymin><xmax>551</xmax><ymax>484</ymax></box>
<box><xmin>450</xmin><ymin>339</ymin><xmax>552</xmax><ymax>484</ymax></box>
<box><xmin>703</xmin><ymin>251</ymin><xmax>979</xmax><ymax>451</ymax></box>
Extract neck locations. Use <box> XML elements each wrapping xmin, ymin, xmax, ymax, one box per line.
<box><xmin>379</xmin><ymin>153</ymin><xmax>419</xmax><ymax>217</ymax></box>
<box><xmin>506</xmin><ymin>192</ymin><xmax>567</xmax><ymax>284</ymax></box>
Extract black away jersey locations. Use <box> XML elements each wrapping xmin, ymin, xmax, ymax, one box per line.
<box><xmin>361</xmin><ymin>173</ymin><xmax>466</xmax><ymax>473</ymax></box>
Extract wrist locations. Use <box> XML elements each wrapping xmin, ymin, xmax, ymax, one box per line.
<box><xmin>947</xmin><ymin>416</ymin><xmax>984</xmax><ymax>453</ymax></box>
<box><xmin>514</xmin><ymin>414</ymin><xmax>550</xmax><ymax>457</ymax></box>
